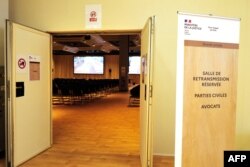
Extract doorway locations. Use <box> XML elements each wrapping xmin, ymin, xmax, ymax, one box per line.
<box><xmin>6</xmin><ymin>19</ymin><xmax>154</xmax><ymax>166</ymax></box>
<box><xmin>22</xmin><ymin>32</ymin><xmax>142</xmax><ymax>166</ymax></box>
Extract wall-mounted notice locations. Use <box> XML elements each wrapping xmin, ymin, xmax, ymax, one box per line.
<box><xmin>85</xmin><ymin>4</ymin><xmax>102</xmax><ymax>29</ymax></box>
<box><xmin>141</xmin><ymin>55</ymin><xmax>147</xmax><ymax>84</ymax></box>
<box><xmin>29</xmin><ymin>55</ymin><xmax>40</xmax><ymax>81</ymax></box>
<box><xmin>175</xmin><ymin>13</ymin><xmax>240</xmax><ymax>167</ymax></box>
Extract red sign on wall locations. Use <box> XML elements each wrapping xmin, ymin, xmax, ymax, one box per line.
<box><xmin>85</xmin><ymin>4</ymin><xmax>102</xmax><ymax>28</ymax></box>
<box><xmin>89</xmin><ymin>11</ymin><xmax>97</xmax><ymax>22</ymax></box>
<box><xmin>18</xmin><ymin>58</ymin><xmax>26</xmax><ymax>69</ymax></box>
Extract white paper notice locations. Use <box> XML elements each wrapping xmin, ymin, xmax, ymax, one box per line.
<box><xmin>85</xmin><ymin>4</ymin><xmax>102</xmax><ymax>29</ymax></box>
<box><xmin>29</xmin><ymin>55</ymin><xmax>41</xmax><ymax>81</ymax></box>
<box><xmin>29</xmin><ymin>55</ymin><xmax>41</xmax><ymax>63</ymax></box>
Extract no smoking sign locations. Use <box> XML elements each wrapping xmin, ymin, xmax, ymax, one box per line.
<box><xmin>18</xmin><ymin>58</ymin><xmax>26</xmax><ymax>69</ymax></box>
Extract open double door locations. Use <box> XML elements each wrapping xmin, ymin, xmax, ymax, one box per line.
<box><xmin>5</xmin><ymin>17</ymin><xmax>154</xmax><ymax>167</ymax></box>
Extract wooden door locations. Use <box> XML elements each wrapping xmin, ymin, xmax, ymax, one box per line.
<box><xmin>140</xmin><ymin>16</ymin><xmax>155</xmax><ymax>167</ymax></box>
<box><xmin>6</xmin><ymin>21</ymin><xmax>52</xmax><ymax>167</ymax></box>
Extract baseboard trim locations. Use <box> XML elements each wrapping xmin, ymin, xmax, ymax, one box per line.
<box><xmin>153</xmin><ymin>153</ymin><xmax>174</xmax><ymax>157</ymax></box>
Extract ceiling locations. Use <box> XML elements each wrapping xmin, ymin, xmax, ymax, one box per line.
<box><xmin>52</xmin><ymin>34</ymin><xmax>141</xmax><ymax>56</ymax></box>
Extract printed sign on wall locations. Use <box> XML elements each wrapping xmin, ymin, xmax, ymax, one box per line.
<box><xmin>29</xmin><ymin>55</ymin><xmax>40</xmax><ymax>81</ymax></box>
<box><xmin>141</xmin><ymin>55</ymin><xmax>147</xmax><ymax>84</ymax></box>
<box><xmin>85</xmin><ymin>4</ymin><xmax>102</xmax><ymax>29</ymax></box>
<box><xmin>175</xmin><ymin>13</ymin><xmax>240</xmax><ymax>167</ymax></box>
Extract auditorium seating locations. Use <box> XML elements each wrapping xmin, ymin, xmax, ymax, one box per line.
<box><xmin>52</xmin><ymin>78</ymin><xmax>119</xmax><ymax>104</ymax></box>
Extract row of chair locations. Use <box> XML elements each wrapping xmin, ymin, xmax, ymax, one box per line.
<box><xmin>53</xmin><ymin>78</ymin><xmax>119</xmax><ymax>104</ymax></box>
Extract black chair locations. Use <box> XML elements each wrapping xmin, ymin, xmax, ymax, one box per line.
<box><xmin>129</xmin><ymin>84</ymin><xmax>140</xmax><ymax>106</ymax></box>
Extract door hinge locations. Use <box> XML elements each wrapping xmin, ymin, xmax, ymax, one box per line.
<box><xmin>7</xmin><ymin>161</ymin><xmax>11</xmax><ymax>167</ymax></box>
<box><xmin>151</xmin><ymin>26</ymin><xmax>154</xmax><ymax>34</ymax></box>
<box><xmin>151</xmin><ymin>17</ymin><xmax>155</xmax><ymax>34</ymax></box>
<box><xmin>7</xmin><ymin>80</ymin><xmax>10</xmax><ymax>98</ymax></box>
<box><xmin>149</xmin><ymin>85</ymin><xmax>153</xmax><ymax>98</ymax></box>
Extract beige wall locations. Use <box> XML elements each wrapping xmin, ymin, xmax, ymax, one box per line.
<box><xmin>10</xmin><ymin>0</ymin><xmax>250</xmax><ymax>155</ymax></box>
<box><xmin>0</xmin><ymin>0</ymin><xmax>8</xmax><ymax>65</ymax></box>
<box><xmin>235</xmin><ymin>1</ymin><xmax>250</xmax><ymax>149</ymax></box>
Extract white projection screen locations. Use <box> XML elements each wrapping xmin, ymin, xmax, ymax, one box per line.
<box><xmin>74</xmin><ymin>56</ymin><xmax>104</xmax><ymax>74</ymax></box>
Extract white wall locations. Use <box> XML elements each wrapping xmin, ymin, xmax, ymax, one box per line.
<box><xmin>0</xmin><ymin>0</ymin><xmax>9</xmax><ymax>65</ymax></box>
